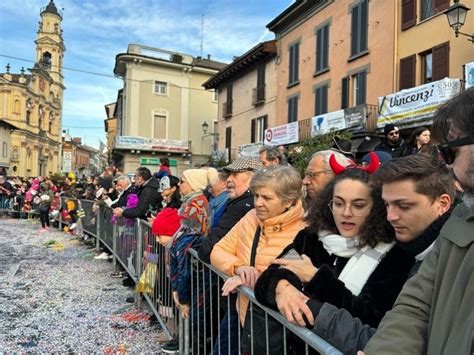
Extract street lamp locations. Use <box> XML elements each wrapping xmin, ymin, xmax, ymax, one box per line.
<box><xmin>201</xmin><ymin>121</ymin><xmax>219</xmax><ymax>155</ymax></box>
<box><xmin>445</xmin><ymin>0</ymin><xmax>473</xmax><ymax>42</ymax></box>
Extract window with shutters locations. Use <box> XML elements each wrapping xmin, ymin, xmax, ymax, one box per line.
<box><xmin>253</xmin><ymin>64</ymin><xmax>266</xmax><ymax>105</ymax></box>
<box><xmin>288</xmin><ymin>41</ymin><xmax>300</xmax><ymax>86</ymax></box>
<box><xmin>421</xmin><ymin>52</ymin><xmax>433</xmax><ymax>84</ymax></box>
<box><xmin>251</xmin><ymin>115</ymin><xmax>268</xmax><ymax>143</ymax></box>
<box><xmin>224</xmin><ymin>83</ymin><xmax>233</xmax><ymax>117</ymax></box>
<box><xmin>352</xmin><ymin>71</ymin><xmax>367</xmax><ymax>106</ymax></box>
<box><xmin>401</xmin><ymin>0</ymin><xmax>416</xmax><ymax>30</ymax></box>
<box><xmin>399</xmin><ymin>55</ymin><xmax>416</xmax><ymax>89</ymax></box>
<box><xmin>225</xmin><ymin>126</ymin><xmax>232</xmax><ymax>161</ymax></box>
<box><xmin>350</xmin><ymin>0</ymin><xmax>368</xmax><ymax>59</ymax></box>
<box><xmin>315</xmin><ymin>22</ymin><xmax>330</xmax><ymax>74</ymax></box>
<box><xmin>341</xmin><ymin>77</ymin><xmax>349</xmax><ymax>109</ymax></box>
<box><xmin>420</xmin><ymin>42</ymin><xmax>449</xmax><ymax>83</ymax></box>
<box><xmin>420</xmin><ymin>0</ymin><xmax>450</xmax><ymax>21</ymax></box>
<box><xmin>287</xmin><ymin>95</ymin><xmax>299</xmax><ymax>123</ymax></box>
<box><xmin>314</xmin><ymin>84</ymin><xmax>329</xmax><ymax>115</ymax></box>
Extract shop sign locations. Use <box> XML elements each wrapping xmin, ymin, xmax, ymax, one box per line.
<box><xmin>377</xmin><ymin>78</ymin><xmax>461</xmax><ymax>128</ymax></box>
<box><xmin>114</xmin><ymin>136</ymin><xmax>189</xmax><ymax>153</ymax></box>
<box><xmin>238</xmin><ymin>142</ymin><xmax>263</xmax><ymax>158</ymax></box>
<box><xmin>466</xmin><ymin>62</ymin><xmax>474</xmax><ymax>90</ymax></box>
<box><xmin>264</xmin><ymin>122</ymin><xmax>299</xmax><ymax>145</ymax></box>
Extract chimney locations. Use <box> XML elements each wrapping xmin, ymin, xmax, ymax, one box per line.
<box><xmin>207</xmin><ymin>54</ymin><xmax>211</xmax><ymax>60</ymax></box>
<box><xmin>73</xmin><ymin>137</ymin><xmax>82</xmax><ymax>145</ymax></box>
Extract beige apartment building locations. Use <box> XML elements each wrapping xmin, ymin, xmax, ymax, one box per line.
<box><xmin>113</xmin><ymin>45</ymin><xmax>226</xmax><ymax>174</ymax></box>
<box><xmin>0</xmin><ymin>0</ymin><xmax>65</xmax><ymax>177</ymax></box>
<box><xmin>203</xmin><ymin>41</ymin><xmax>277</xmax><ymax>160</ymax></box>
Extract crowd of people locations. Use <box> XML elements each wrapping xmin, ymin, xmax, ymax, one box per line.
<box><xmin>0</xmin><ymin>88</ymin><xmax>472</xmax><ymax>354</ymax></box>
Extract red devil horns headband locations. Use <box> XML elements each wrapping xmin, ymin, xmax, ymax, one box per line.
<box><xmin>329</xmin><ymin>151</ymin><xmax>380</xmax><ymax>175</ymax></box>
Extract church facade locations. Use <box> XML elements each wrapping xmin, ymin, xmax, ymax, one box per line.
<box><xmin>0</xmin><ymin>0</ymin><xmax>65</xmax><ymax>177</ymax></box>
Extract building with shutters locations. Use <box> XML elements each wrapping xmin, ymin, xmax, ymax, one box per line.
<box><xmin>112</xmin><ymin>45</ymin><xmax>226</xmax><ymax>174</ymax></box>
<box><xmin>266</xmin><ymin>0</ymin><xmax>396</xmax><ymax>132</ymax></box>
<box><xmin>202</xmin><ymin>41</ymin><xmax>277</xmax><ymax>161</ymax></box>
<box><xmin>398</xmin><ymin>0</ymin><xmax>474</xmax><ymax>91</ymax></box>
<box><xmin>0</xmin><ymin>0</ymin><xmax>65</xmax><ymax>177</ymax></box>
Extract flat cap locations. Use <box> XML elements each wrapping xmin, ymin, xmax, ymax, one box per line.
<box><xmin>223</xmin><ymin>156</ymin><xmax>263</xmax><ymax>172</ymax></box>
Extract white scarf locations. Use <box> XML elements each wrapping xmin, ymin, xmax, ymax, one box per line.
<box><xmin>318</xmin><ymin>231</ymin><xmax>359</xmax><ymax>257</ymax></box>
<box><xmin>338</xmin><ymin>241</ymin><xmax>395</xmax><ymax>296</ymax></box>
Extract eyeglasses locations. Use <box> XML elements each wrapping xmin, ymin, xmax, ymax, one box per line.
<box><xmin>437</xmin><ymin>136</ymin><xmax>474</xmax><ymax>165</ymax></box>
<box><xmin>328</xmin><ymin>199</ymin><xmax>371</xmax><ymax>217</ymax></box>
<box><xmin>304</xmin><ymin>170</ymin><xmax>330</xmax><ymax>180</ymax></box>
<box><xmin>388</xmin><ymin>131</ymin><xmax>399</xmax><ymax>137</ymax></box>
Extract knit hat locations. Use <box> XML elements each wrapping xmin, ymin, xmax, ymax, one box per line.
<box><xmin>152</xmin><ymin>207</ymin><xmax>181</xmax><ymax>236</ymax></box>
<box><xmin>223</xmin><ymin>156</ymin><xmax>263</xmax><ymax>173</ymax></box>
<box><xmin>182</xmin><ymin>169</ymin><xmax>209</xmax><ymax>192</ymax></box>
<box><xmin>384</xmin><ymin>124</ymin><xmax>398</xmax><ymax>136</ymax></box>
<box><xmin>206</xmin><ymin>168</ymin><xmax>219</xmax><ymax>186</ymax></box>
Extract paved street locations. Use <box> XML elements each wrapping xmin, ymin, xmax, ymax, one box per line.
<box><xmin>0</xmin><ymin>218</ymin><xmax>160</xmax><ymax>353</ymax></box>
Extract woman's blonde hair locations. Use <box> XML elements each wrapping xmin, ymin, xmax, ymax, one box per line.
<box><xmin>249</xmin><ymin>165</ymin><xmax>302</xmax><ymax>204</ymax></box>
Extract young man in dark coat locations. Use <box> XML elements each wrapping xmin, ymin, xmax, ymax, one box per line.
<box><xmin>375</xmin><ymin>124</ymin><xmax>405</xmax><ymax>158</ymax></box>
<box><xmin>112</xmin><ymin>167</ymin><xmax>161</xmax><ymax>220</ymax></box>
<box><xmin>363</xmin><ymin>87</ymin><xmax>474</xmax><ymax>355</ymax></box>
<box><xmin>302</xmin><ymin>154</ymin><xmax>455</xmax><ymax>354</ymax></box>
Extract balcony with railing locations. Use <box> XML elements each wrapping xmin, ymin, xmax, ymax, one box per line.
<box><xmin>297</xmin><ymin>104</ymin><xmax>378</xmax><ymax>142</ymax></box>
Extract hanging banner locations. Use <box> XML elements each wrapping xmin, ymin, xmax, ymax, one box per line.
<box><xmin>264</xmin><ymin>122</ymin><xmax>299</xmax><ymax>145</ymax></box>
<box><xmin>238</xmin><ymin>142</ymin><xmax>263</xmax><ymax>158</ymax></box>
<box><xmin>114</xmin><ymin>136</ymin><xmax>189</xmax><ymax>153</ymax></box>
<box><xmin>466</xmin><ymin>62</ymin><xmax>474</xmax><ymax>90</ymax></box>
<box><xmin>377</xmin><ymin>78</ymin><xmax>461</xmax><ymax>128</ymax></box>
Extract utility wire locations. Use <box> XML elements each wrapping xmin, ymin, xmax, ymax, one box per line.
<box><xmin>0</xmin><ymin>54</ymin><xmax>220</xmax><ymax>92</ymax></box>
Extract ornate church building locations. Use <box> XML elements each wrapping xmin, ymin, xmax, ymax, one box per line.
<box><xmin>0</xmin><ymin>0</ymin><xmax>65</xmax><ymax>176</ymax></box>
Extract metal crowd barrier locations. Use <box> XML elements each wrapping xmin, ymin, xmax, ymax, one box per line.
<box><xmin>51</xmin><ymin>201</ymin><xmax>342</xmax><ymax>354</ymax></box>
<box><xmin>0</xmin><ymin>194</ymin><xmax>39</xmax><ymax>218</ymax></box>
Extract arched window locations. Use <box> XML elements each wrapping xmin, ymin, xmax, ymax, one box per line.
<box><xmin>13</xmin><ymin>98</ymin><xmax>21</xmax><ymax>113</ymax></box>
<box><xmin>41</xmin><ymin>52</ymin><xmax>52</xmax><ymax>70</ymax></box>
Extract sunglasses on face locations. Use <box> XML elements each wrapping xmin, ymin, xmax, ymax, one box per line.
<box><xmin>437</xmin><ymin>136</ymin><xmax>474</xmax><ymax>165</ymax></box>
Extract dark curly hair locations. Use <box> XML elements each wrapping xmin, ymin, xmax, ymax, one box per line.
<box><xmin>306</xmin><ymin>168</ymin><xmax>394</xmax><ymax>248</ymax></box>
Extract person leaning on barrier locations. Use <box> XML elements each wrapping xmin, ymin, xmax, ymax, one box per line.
<box><xmin>197</xmin><ymin>157</ymin><xmax>263</xmax><ymax>264</ymax></box>
<box><xmin>303</xmin><ymin>150</ymin><xmax>352</xmax><ymax>203</ymax></box>
<box><xmin>291</xmin><ymin>154</ymin><xmax>455</xmax><ymax>354</ymax></box>
<box><xmin>112</xmin><ymin>167</ymin><xmax>161</xmax><ymax>220</ymax></box>
<box><xmin>254</xmin><ymin>154</ymin><xmax>418</xmax><ymax>353</ymax></box>
<box><xmin>110</xmin><ymin>175</ymin><xmax>137</xmax><ymax>209</ymax></box>
<box><xmin>362</xmin><ymin>87</ymin><xmax>474</xmax><ymax>355</ymax></box>
<box><xmin>210</xmin><ymin>165</ymin><xmax>307</xmax><ymax>352</ymax></box>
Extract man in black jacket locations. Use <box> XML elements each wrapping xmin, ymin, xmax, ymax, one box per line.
<box><xmin>375</xmin><ymin>124</ymin><xmax>405</xmax><ymax>158</ymax></box>
<box><xmin>198</xmin><ymin>156</ymin><xmax>263</xmax><ymax>263</ymax></box>
<box><xmin>113</xmin><ymin>167</ymin><xmax>161</xmax><ymax>220</ymax></box>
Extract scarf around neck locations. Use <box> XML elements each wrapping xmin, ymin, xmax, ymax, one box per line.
<box><xmin>318</xmin><ymin>231</ymin><xmax>359</xmax><ymax>257</ymax></box>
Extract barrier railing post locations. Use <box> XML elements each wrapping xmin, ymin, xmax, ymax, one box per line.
<box><xmin>96</xmin><ymin>204</ymin><xmax>102</xmax><ymax>252</ymax></box>
<box><xmin>58</xmin><ymin>197</ymin><xmax>62</xmax><ymax>230</ymax></box>
<box><xmin>135</xmin><ymin>219</ymin><xmax>143</xmax><ymax>304</ymax></box>
<box><xmin>112</xmin><ymin>222</ymin><xmax>117</xmax><ymax>273</ymax></box>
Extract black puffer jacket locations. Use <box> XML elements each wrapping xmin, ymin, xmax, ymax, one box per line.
<box><xmin>374</xmin><ymin>138</ymin><xmax>405</xmax><ymax>158</ymax></box>
<box><xmin>197</xmin><ymin>190</ymin><xmax>254</xmax><ymax>263</ymax></box>
<box><xmin>122</xmin><ymin>177</ymin><xmax>161</xmax><ymax>219</ymax></box>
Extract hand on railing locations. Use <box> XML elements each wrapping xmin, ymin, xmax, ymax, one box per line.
<box><xmin>235</xmin><ymin>265</ymin><xmax>260</xmax><ymax>289</ymax></box>
<box><xmin>275</xmin><ymin>281</ymin><xmax>314</xmax><ymax>327</ymax></box>
<box><xmin>172</xmin><ymin>290</ymin><xmax>190</xmax><ymax>319</ymax></box>
<box><xmin>221</xmin><ymin>275</ymin><xmax>244</xmax><ymax>296</ymax></box>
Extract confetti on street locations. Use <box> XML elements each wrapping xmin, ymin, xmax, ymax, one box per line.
<box><xmin>0</xmin><ymin>218</ymin><xmax>162</xmax><ymax>353</ymax></box>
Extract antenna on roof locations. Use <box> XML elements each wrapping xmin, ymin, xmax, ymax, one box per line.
<box><xmin>200</xmin><ymin>14</ymin><xmax>205</xmax><ymax>58</ymax></box>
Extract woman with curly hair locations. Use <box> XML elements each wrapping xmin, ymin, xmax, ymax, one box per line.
<box><xmin>255</xmin><ymin>153</ymin><xmax>415</xmax><ymax>332</ymax></box>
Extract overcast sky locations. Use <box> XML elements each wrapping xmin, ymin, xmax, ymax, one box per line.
<box><xmin>0</xmin><ymin>0</ymin><xmax>292</xmax><ymax>148</ymax></box>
